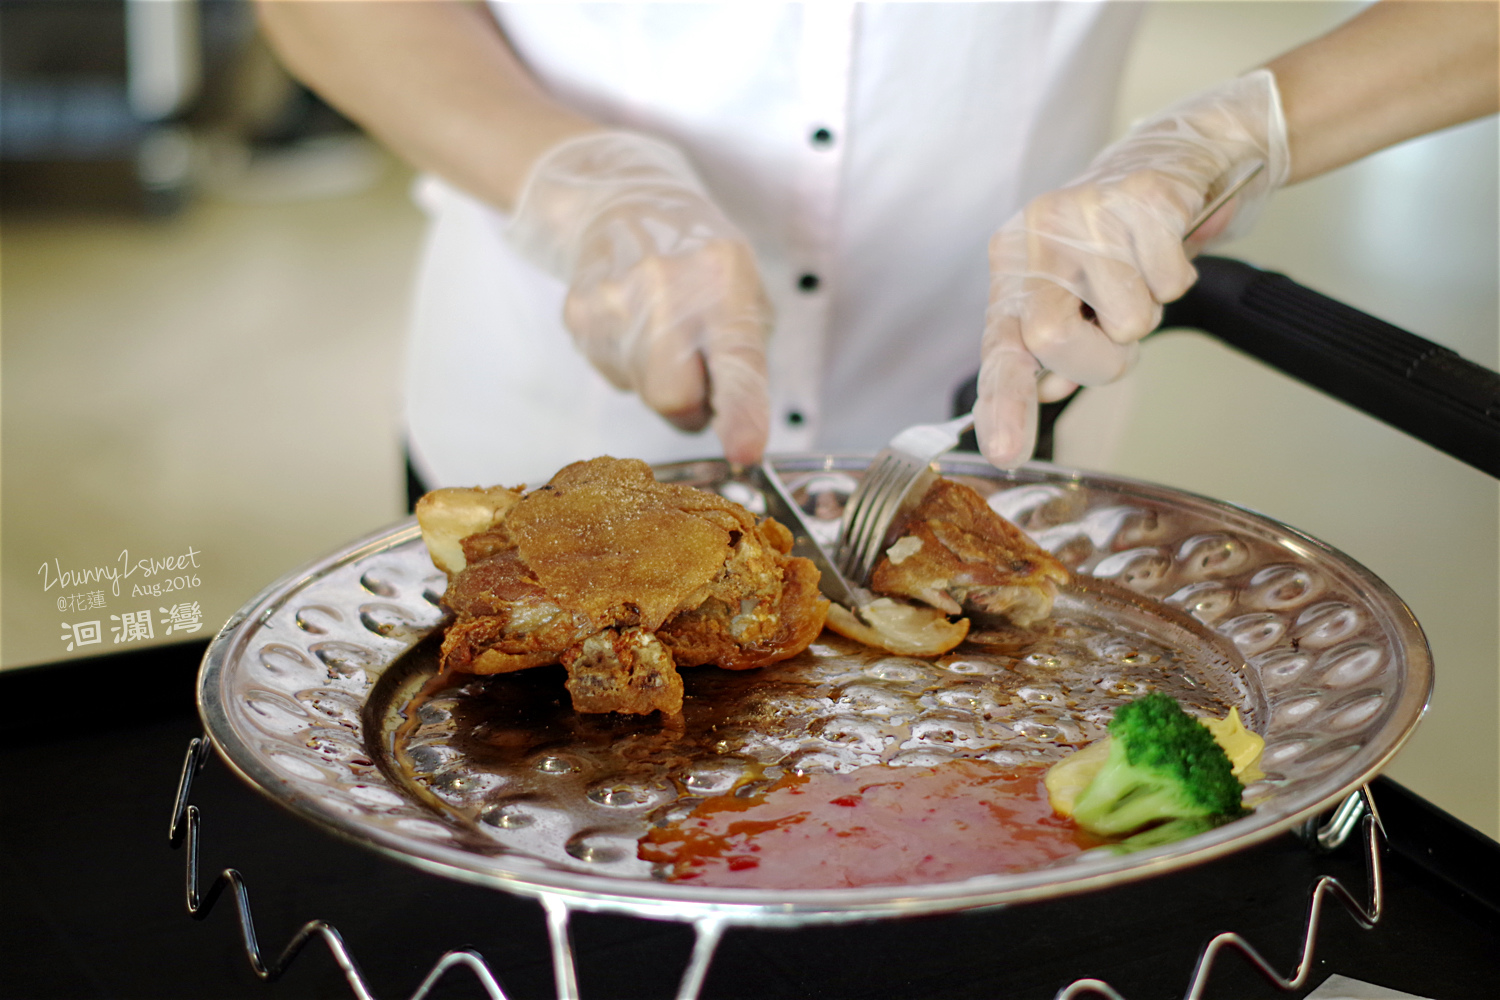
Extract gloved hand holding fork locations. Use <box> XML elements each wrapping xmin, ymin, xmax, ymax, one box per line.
<box><xmin>976</xmin><ymin>70</ymin><xmax>1290</xmax><ymax>468</ymax></box>
<box><xmin>977</xmin><ymin>0</ymin><xmax>1499</xmax><ymax>468</ymax></box>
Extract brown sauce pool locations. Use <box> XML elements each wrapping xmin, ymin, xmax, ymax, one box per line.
<box><xmin>373</xmin><ymin>586</ymin><xmax>1246</xmax><ymax>886</ymax></box>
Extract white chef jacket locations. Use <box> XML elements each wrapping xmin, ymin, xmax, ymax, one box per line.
<box><xmin>406</xmin><ymin>2</ymin><xmax>1142</xmax><ymax>488</ymax></box>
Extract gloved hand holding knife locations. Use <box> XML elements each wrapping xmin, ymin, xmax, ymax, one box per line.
<box><xmin>507</xmin><ymin>131</ymin><xmax>774</xmax><ymax>468</ymax></box>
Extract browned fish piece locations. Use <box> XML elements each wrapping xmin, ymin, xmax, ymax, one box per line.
<box><xmin>870</xmin><ymin>478</ymin><xmax>1068</xmax><ymax>628</ymax></box>
<box><xmin>419</xmin><ymin>457</ymin><xmax>829</xmax><ymax>715</ymax></box>
<box><xmin>562</xmin><ymin>627</ymin><xmax>683</xmax><ymax>716</ymax></box>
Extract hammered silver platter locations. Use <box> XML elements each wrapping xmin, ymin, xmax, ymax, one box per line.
<box><xmin>198</xmin><ymin>455</ymin><xmax>1430</xmax><ymax>926</ymax></box>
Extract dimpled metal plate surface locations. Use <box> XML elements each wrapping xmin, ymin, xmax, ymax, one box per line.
<box><xmin>198</xmin><ymin>456</ymin><xmax>1429</xmax><ymax>924</ymax></box>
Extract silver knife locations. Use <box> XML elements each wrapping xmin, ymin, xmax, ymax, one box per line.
<box><xmin>753</xmin><ymin>461</ymin><xmax>863</xmax><ymax>609</ymax></box>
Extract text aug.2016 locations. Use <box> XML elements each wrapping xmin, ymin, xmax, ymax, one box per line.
<box><xmin>131</xmin><ymin>574</ymin><xmax>201</xmax><ymax>598</ymax></box>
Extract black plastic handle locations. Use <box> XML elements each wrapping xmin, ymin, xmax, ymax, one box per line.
<box><xmin>952</xmin><ymin>257</ymin><xmax>1500</xmax><ymax>477</ymax></box>
<box><xmin>1160</xmin><ymin>257</ymin><xmax>1499</xmax><ymax>478</ymax></box>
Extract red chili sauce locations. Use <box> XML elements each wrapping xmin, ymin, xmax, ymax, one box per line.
<box><xmin>639</xmin><ymin>758</ymin><xmax>1104</xmax><ymax>889</ymax></box>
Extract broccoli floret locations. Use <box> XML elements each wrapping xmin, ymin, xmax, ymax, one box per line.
<box><xmin>1071</xmin><ymin>692</ymin><xmax>1247</xmax><ymax>840</ymax></box>
<box><xmin>1113</xmin><ymin>817</ymin><xmax>1219</xmax><ymax>853</ymax></box>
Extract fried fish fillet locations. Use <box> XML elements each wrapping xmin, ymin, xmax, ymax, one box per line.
<box><xmin>824</xmin><ymin>477</ymin><xmax>1069</xmax><ymax>655</ymax></box>
<box><xmin>418</xmin><ymin>457</ymin><xmax>828</xmax><ymax>716</ymax></box>
<box><xmin>871</xmin><ymin>477</ymin><xmax>1068</xmax><ymax>628</ymax></box>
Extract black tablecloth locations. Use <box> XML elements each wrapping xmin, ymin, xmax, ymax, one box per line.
<box><xmin>3</xmin><ymin>640</ymin><xmax>1497</xmax><ymax>1000</ymax></box>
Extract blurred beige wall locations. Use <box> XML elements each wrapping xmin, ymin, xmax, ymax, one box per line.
<box><xmin>1</xmin><ymin>160</ymin><xmax>424</xmax><ymax>671</ymax></box>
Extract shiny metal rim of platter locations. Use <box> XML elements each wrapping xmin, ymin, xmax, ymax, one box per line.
<box><xmin>197</xmin><ymin>455</ymin><xmax>1430</xmax><ymax>926</ymax></box>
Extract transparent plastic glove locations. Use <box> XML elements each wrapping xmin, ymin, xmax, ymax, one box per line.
<box><xmin>507</xmin><ymin>130</ymin><xmax>772</xmax><ymax>465</ymax></box>
<box><xmin>978</xmin><ymin>69</ymin><xmax>1290</xmax><ymax>467</ymax></box>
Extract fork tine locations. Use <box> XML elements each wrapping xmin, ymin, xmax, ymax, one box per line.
<box><xmin>845</xmin><ymin>462</ymin><xmax>900</xmax><ymax>577</ymax></box>
<box><xmin>836</xmin><ymin>410</ymin><xmax>978</xmax><ymax>588</ymax></box>
<box><xmin>836</xmin><ymin>458</ymin><xmax>884</xmax><ymax>569</ymax></box>
<box><xmin>841</xmin><ymin>454</ymin><xmax>922</xmax><ymax>582</ymax></box>
<box><xmin>838</xmin><ymin>455</ymin><xmax>904</xmax><ymax>576</ymax></box>
<box><xmin>842</xmin><ymin>457</ymin><xmax>896</xmax><ymax>547</ymax></box>
<box><xmin>854</xmin><ymin>459</ymin><xmax>925</xmax><ymax>579</ymax></box>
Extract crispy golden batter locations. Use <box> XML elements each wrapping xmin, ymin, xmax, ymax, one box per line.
<box><xmin>563</xmin><ymin>627</ymin><xmax>683</xmax><ymax>716</ymax></box>
<box><xmin>870</xmin><ymin>478</ymin><xmax>1068</xmax><ymax>628</ymax></box>
<box><xmin>506</xmin><ymin>458</ymin><xmax>752</xmax><ymax>629</ymax></box>
<box><xmin>419</xmin><ymin>457</ymin><xmax>829</xmax><ymax>715</ymax></box>
<box><xmin>659</xmin><ymin>521</ymin><xmax>828</xmax><ymax>671</ymax></box>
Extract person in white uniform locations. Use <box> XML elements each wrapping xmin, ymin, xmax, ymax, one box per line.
<box><xmin>257</xmin><ymin>1</ymin><xmax>1497</xmax><ymax>490</ymax></box>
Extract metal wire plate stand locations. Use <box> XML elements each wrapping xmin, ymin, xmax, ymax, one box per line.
<box><xmin>169</xmin><ymin>734</ymin><xmax>1382</xmax><ymax>1000</ymax></box>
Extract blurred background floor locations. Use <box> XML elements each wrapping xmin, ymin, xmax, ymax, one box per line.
<box><xmin>2</xmin><ymin>1</ymin><xmax>1496</xmax><ymax>838</ymax></box>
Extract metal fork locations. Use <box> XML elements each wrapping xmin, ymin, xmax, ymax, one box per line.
<box><xmin>834</xmin><ymin>411</ymin><xmax>975</xmax><ymax>585</ymax></box>
<box><xmin>834</xmin><ymin>160</ymin><xmax>1266</xmax><ymax>587</ymax></box>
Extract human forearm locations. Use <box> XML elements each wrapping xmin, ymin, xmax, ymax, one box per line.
<box><xmin>1267</xmin><ymin>0</ymin><xmax>1499</xmax><ymax>184</ymax></box>
<box><xmin>255</xmin><ymin>0</ymin><xmax>599</xmax><ymax>210</ymax></box>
